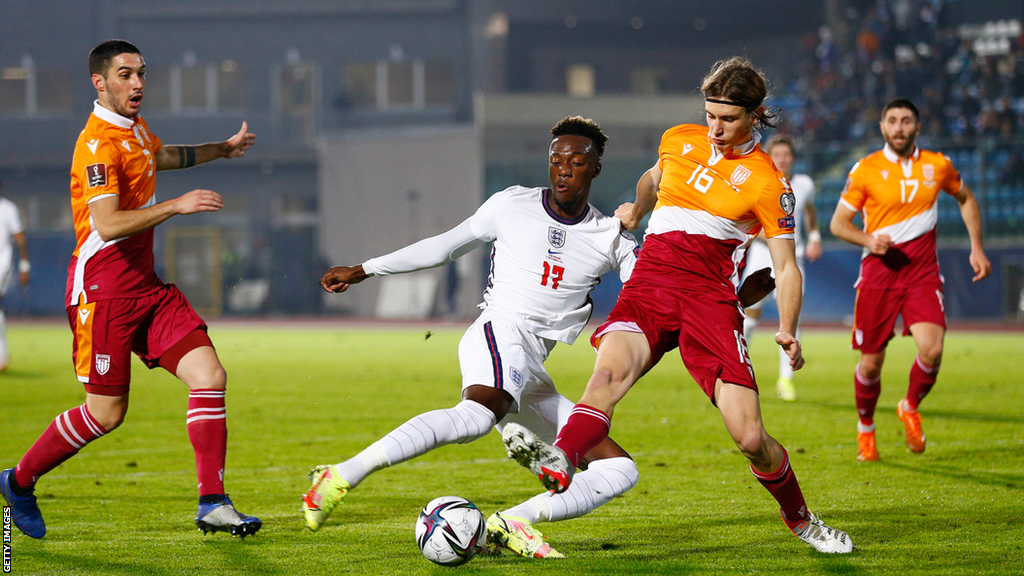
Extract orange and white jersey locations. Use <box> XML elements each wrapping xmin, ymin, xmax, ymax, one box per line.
<box><xmin>636</xmin><ymin>124</ymin><xmax>795</xmax><ymax>295</ymax></box>
<box><xmin>840</xmin><ymin>144</ymin><xmax>961</xmax><ymax>244</ymax></box>
<box><xmin>650</xmin><ymin>124</ymin><xmax>796</xmax><ymax>242</ymax></box>
<box><xmin>66</xmin><ymin>101</ymin><xmax>163</xmax><ymax>305</ymax></box>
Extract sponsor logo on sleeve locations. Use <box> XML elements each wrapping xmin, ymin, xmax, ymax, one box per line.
<box><xmin>120</xmin><ymin>140</ymin><xmax>132</xmax><ymax>152</ymax></box>
<box><xmin>86</xmin><ymin>163</ymin><xmax>107</xmax><ymax>188</ymax></box>
<box><xmin>780</xmin><ymin>191</ymin><xmax>796</xmax><ymax>215</ymax></box>
<box><xmin>86</xmin><ymin>139</ymin><xmax>99</xmax><ymax>154</ymax></box>
<box><xmin>841</xmin><ymin>177</ymin><xmax>852</xmax><ymax>195</ymax></box>
<box><xmin>681</xmin><ymin>143</ymin><xmax>693</xmax><ymax>156</ymax></box>
<box><xmin>548</xmin><ymin>226</ymin><xmax>566</xmax><ymax>249</ymax></box>
<box><xmin>778</xmin><ymin>216</ymin><xmax>796</xmax><ymax>229</ymax></box>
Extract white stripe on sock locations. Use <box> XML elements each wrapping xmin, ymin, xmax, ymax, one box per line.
<box><xmin>186</xmin><ymin>414</ymin><xmax>227</xmax><ymax>424</ymax></box>
<box><xmin>55</xmin><ymin>413</ymin><xmax>84</xmax><ymax>449</ymax></box>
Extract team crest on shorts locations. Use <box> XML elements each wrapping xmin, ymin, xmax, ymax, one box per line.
<box><xmin>730</xmin><ymin>164</ymin><xmax>752</xmax><ymax>186</ymax></box>
<box><xmin>95</xmin><ymin>354</ymin><xmax>111</xmax><ymax>375</ymax></box>
<box><xmin>509</xmin><ymin>366</ymin><xmax>523</xmax><ymax>388</ymax></box>
<box><xmin>548</xmin><ymin>227</ymin><xmax>566</xmax><ymax>249</ymax></box>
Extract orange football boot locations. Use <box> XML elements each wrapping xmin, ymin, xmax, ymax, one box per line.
<box><xmin>897</xmin><ymin>399</ymin><xmax>926</xmax><ymax>453</ymax></box>
<box><xmin>857</xmin><ymin>430</ymin><xmax>879</xmax><ymax>461</ymax></box>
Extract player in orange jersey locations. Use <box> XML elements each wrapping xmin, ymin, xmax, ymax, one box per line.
<box><xmin>0</xmin><ymin>40</ymin><xmax>261</xmax><ymax>539</ymax></box>
<box><xmin>830</xmin><ymin>98</ymin><xmax>991</xmax><ymax>462</ymax></box>
<box><xmin>504</xmin><ymin>57</ymin><xmax>853</xmax><ymax>554</ymax></box>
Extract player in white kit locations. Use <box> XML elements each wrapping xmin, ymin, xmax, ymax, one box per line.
<box><xmin>301</xmin><ymin>117</ymin><xmax>641</xmax><ymax>558</ymax></box>
<box><xmin>0</xmin><ymin>178</ymin><xmax>31</xmax><ymax>372</ymax></box>
<box><xmin>740</xmin><ymin>136</ymin><xmax>822</xmax><ymax>401</ymax></box>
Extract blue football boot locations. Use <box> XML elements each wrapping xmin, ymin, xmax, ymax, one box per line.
<box><xmin>195</xmin><ymin>495</ymin><xmax>262</xmax><ymax>538</ymax></box>
<box><xmin>0</xmin><ymin>468</ymin><xmax>46</xmax><ymax>538</ymax></box>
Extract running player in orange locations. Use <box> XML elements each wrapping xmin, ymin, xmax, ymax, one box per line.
<box><xmin>0</xmin><ymin>40</ymin><xmax>261</xmax><ymax>539</ymax></box>
<box><xmin>830</xmin><ymin>98</ymin><xmax>991</xmax><ymax>462</ymax></box>
<box><xmin>503</xmin><ymin>57</ymin><xmax>853</xmax><ymax>554</ymax></box>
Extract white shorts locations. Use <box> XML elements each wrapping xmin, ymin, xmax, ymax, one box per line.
<box><xmin>458</xmin><ymin>310</ymin><xmax>574</xmax><ymax>444</ymax></box>
<box><xmin>740</xmin><ymin>242</ymin><xmax>805</xmax><ymax>311</ymax></box>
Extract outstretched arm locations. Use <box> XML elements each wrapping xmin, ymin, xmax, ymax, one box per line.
<box><xmin>617</xmin><ymin>163</ymin><xmax>662</xmax><ymax>232</ymax></box>
<box><xmin>952</xmin><ymin>184</ymin><xmax>991</xmax><ymax>282</ymax></box>
<box><xmin>88</xmin><ymin>190</ymin><xmax>223</xmax><ymax>242</ymax></box>
<box><xmin>320</xmin><ymin>218</ymin><xmax>484</xmax><ymax>293</ymax></box>
<box><xmin>154</xmin><ymin>122</ymin><xmax>256</xmax><ymax>171</ymax></box>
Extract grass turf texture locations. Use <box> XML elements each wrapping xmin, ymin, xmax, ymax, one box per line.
<box><xmin>1</xmin><ymin>323</ymin><xmax>1021</xmax><ymax>575</ymax></box>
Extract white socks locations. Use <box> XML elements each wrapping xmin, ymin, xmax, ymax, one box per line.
<box><xmin>502</xmin><ymin>456</ymin><xmax>639</xmax><ymax>524</ymax></box>
<box><xmin>335</xmin><ymin>399</ymin><xmax>496</xmax><ymax>488</ymax></box>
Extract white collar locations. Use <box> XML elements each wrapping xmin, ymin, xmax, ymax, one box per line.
<box><xmin>92</xmin><ymin>100</ymin><xmax>135</xmax><ymax>129</ymax></box>
<box><xmin>707</xmin><ymin>129</ymin><xmax>760</xmax><ymax>164</ymax></box>
<box><xmin>882</xmin><ymin>143</ymin><xmax>920</xmax><ymax>164</ymax></box>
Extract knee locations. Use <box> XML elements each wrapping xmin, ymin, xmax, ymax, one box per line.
<box><xmin>919</xmin><ymin>343</ymin><xmax>943</xmax><ymax>367</ymax></box>
<box><xmin>858</xmin><ymin>358</ymin><xmax>883</xmax><ymax>380</ymax></box>
<box><xmin>192</xmin><ymin>365</ymin><xmax>227</xmax><ymax>390</ymax></box>
<box><xmin>732</xmin><ymin>429</ymin><xmax>770</xmax><ymax>466</ymax></box>
<box><xmin>91</xmin><ymin>404</ymin><xmax>128</xmax><ymax>432</ymax></box>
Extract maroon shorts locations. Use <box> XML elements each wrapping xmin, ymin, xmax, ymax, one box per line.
<box><xmin>852</xmin><ymin>284</ymin><xmax>946</xmax><ymax>354</ymax></box>
<box><xmin>66</xmin><ymin>283</ymin><xmax>207</xmax><ymax>396</ymax></box>
<box><xmin>591</xmin><ymin>280</ymin><xmax>757</xmax><ymax>404</ymax></box>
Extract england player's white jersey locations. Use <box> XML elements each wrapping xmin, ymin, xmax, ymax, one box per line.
<box><xmin>472</xmin><ymin>186</ymin><xmax>637</xmax><ymax>344</ymax></box>
<box><xmin>788</xmin><ymin>174</ymin><xmax>815</xmax><ymax>258</ymax></box>
<box><xmin>0</xmin><ymin>197</ymin><xmax>24</xmax><ymax>275</ymax></box>
<box><xmin>362</xmin><ymin>185</ymin><xmax>638</xmax><ymax>345</ymax></box>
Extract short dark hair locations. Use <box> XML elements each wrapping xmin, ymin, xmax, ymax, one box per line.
<box><xmin>550</xmin><ymin>115</ymin><xmax>608</xmax><ymax>158</ymax></box>
<box><xmin>765</xmin><ymin>134</ymin><xmax>797</xmax><ymax>156</ymax></box>
<box><xmin>882</xmin><ymin>98</ymin><xmax>920</xmax><ymax>122</ymax></box>
<box><xmin>89</xmin><ymin>40</ymin><xmax>141</xmax><ymax>77</ymax></box>
<box><xmin>701</xmin><ymin>56</ymin><xmax>780</xmax><ymax>129</ymax></box>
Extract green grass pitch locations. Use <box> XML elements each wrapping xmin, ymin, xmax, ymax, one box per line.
<box><xmin>1</xmin><ymin>322</ymin><xmax>1022</xmax><ymax>575</ymax></box>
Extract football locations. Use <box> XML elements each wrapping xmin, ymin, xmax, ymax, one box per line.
<box><xmin>414</xmin><ymin>496</ymin><xmax>487</xmax><ymax>566</ymax></box>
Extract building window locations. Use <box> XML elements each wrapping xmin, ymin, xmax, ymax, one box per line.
<box><xmin>387</xmin><ymin>61</ymin><xmax>414</xmax><ymax>107</ymax></box>
<box><xmin>424</xmin><ymin>60</ymin><xmax>455</xmax><ymax>106</ymax></box>
<box><xmin>567</xmin><ymin>64</ymin><xmax>595</xmax><ymax>98</ymax></box>
<box><xmin>36</xmin><ymin>69</ymin><xmax>73</xmax><ymax>113</ymax></box>
<box><xmin>631</xmin><ymin>67</ymin><xmax>666</xmax><ymax>96</ymax></box>
<box><xmin>341</xmin><ymin>58</ymin><xmax>455</xmax><ymax>112</ymax></box>
<box><xmin>144</xmin><ymin>66</ymin><xmax>171</xmax><ymax>111</ymax></box>
<box><xmin>180</xmin><ymin>64</ymin><xmax>207</xmax><ymax>111</ymax></box>
<box><xmin>281</xmin><ymin>63</ymin><xmax>315</xmax><ymax>114</ymax></box>
<box><xmin>341</xmin><ymin>62</ymin><xmax>376</xmax><ymax>108</ymax></box>
<box><xmin>217</xmin><ymin>60</ymin><xmax>246</xmax><ymax>110</ymax></box>
<box><xmin>0</xmin><ymin>67</ymin><xmax>28</xmax><ymax>113</ymax></box>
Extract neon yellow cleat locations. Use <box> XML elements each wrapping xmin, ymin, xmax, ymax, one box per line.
<box><xmin>486</xmin><ymin>511</ymin><xmax>564</xmax><ymax>558</ymax></box>
<box><xmin>776</xmin><ymin>377</ymin><xmax>797</xmax><ymax>402</ymax></box>
<box><xmin>302</xmin><ymin>464</ymin><xmax>351</xmax><ymax>531</ymax></box>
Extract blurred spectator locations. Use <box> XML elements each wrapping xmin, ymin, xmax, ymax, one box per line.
<box><xmin>771</xmin><ymin>0</ymin><xmax>1024</xmax><ymax>148</ymax></box>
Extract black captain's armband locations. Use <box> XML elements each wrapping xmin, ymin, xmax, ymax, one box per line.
<box><xmin>176</xmin><ymin>146</ymin><xmax>197</xmax><ymax>169</ymax></box>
